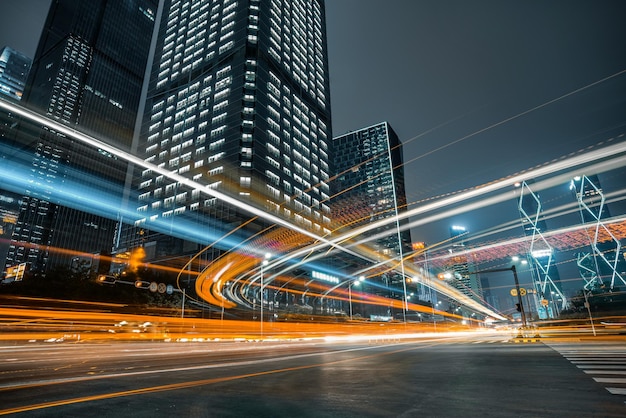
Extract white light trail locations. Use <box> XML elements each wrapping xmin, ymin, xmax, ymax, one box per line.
<box><xmin>3</xmin><ymin>97</ymin><xmax>624</xmax><ymax>321</ymax></box>
<box><xmin>0</xmin><ymin>99</ymin><xmax>338</xmax><ymax>253</ymax></box>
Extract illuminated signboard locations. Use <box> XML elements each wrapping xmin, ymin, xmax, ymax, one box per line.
<box><xmin>312</xmin><ymin>271</ymin><xmax>339</xmax><ymax>284</ymax></box>
<box><xmin>5</xmin><ymin>263</ymin><xmax>26</xmax><ymax>281</ymax></box>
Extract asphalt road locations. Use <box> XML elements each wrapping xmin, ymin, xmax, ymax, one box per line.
<box><xmin>1</xmin><ymin>333</ymin><xmax>625</xmax><ymax>417</ymax></box>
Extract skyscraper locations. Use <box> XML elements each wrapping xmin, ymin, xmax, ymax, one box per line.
<box><xmin>0</xmin><ymin>191</ymin><xmax>21</xmax><ymax>278</ymax></box>
<box><xmin>0</xmin><ymin>46</ymin><xmax>31</xmax><ymax>102</ymax></box>
<box><xmin>332</xmin><ymin>122</ymin><xmax>412</xmax><ymax>317</ymax></box>
<box><xmin>125</xmin><ymin>0</ymin><xmax>333</xmax><ymax>269</ymax></box>
<box><xmin>443</xmin><ymin>225</ymin><xmax>483</xmax><ymax>303</ymax></box>
<box><xmin>5</xmin><ymin>0</ymin><xmax>157</xmax><ymax>276</ymax></box>
<box><xmin>0</xmin><ymin>47</ymin><xmax>32</xmax><ymax>169</ymax></box>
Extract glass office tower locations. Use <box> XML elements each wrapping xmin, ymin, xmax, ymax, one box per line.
<box><xmin>0</xmin><ymin>47</ymin><xmax>32</xmax><ymax>189</ymax></box>
<box><xmin>443</xmin><ymin>225</ymin><xmax>483</xmax><ymax>303</ymax></box>
<box><xmin>5</xmin><ymin>0</ymin><xmax>157</xmax><ymax>276</ymax></box>
<box><xmin>127</xmin><ymin>0</ymin><xmax>332</xmax><ymax>267</ymax></box>
<box><xmin>332</xmin><ymin>122</ymin><xmax>412</xmax><ymax>317</ymax></box>
<box><xmin>0</xmin><ymin>46</ymin><xmax>32</xmax><ymax>102</ymax></box>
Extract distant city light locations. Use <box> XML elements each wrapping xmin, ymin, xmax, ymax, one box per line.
<box><xmin>312</xmin><ymin>271</ymin><xmax>339</xmax><ymax>284</ymax></box>
<box><xmin>412</xmin><ymin>241</ymin><xmax>426</xmax><ymax>250</ymax></box>
<box><xmin>531</xmin><ymin>249</ymin><xmax>552</xmax><ymax>258</ymax></box>
<box><xmin>569</xmin><ymin>176</ymin><xmax>583</xmax><ymax>190</ymax></box>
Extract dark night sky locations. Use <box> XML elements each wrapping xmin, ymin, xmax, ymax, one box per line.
<box><xmin>2</xmin><ymin>1</ymin><xmax>625</xmax><ymax>291</ymax></box>
<box><xmin>324</xmin><ymin>0</ymin><xmax>626</xmax><ymax>251</ymax></box>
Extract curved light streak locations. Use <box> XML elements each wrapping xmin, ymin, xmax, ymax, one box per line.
<box><xmin>3</xmin><ymin>98</ymin><xmax>624</xmax><ymax>321</ymax></box>
<box><xmin>0</xmin><ymin>99</ymin><xmax>340</xmax><ymax>254</ymax></box>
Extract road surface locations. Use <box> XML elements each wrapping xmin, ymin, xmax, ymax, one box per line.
<box><xmin>1</xmin><ymin>332</ymin><xmax>625</xmax><ymax>417</ymax></box>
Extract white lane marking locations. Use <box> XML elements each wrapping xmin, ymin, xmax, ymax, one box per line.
<box><xmin>577</xmin><ymin>365</ymin><xmax>626</xmax><ymax>369</ymax></box>
<box><xmin>593</xmin><ymin>377</ymin><xmax>626</xmax><ymax>384</ymax></box>
<box><xmin>606</xmin><ymin>387</ymin><xmax>626</xmax><ymax>395</ymax></box>
<box><xmin>583</xmin><ymin>370</ymin><xmax>626</xmax><ymax>375</ymax></box>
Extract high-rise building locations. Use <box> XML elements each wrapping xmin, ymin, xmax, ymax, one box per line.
<box><xmin>442</xmin><ymin>225</ymin><xmax>483</xmax><ymax>303</ymax></box>
<box><xmin>0</xmin><ymin>47</ymin><xmax>32</xmax><ymax>160</ymax></box>
<box><xmin>480</xmin><ymin>276</ymin><xmax>500</xmax><ymax>312</ymax></box>
<box><xmin>0</xmin><ymin>191</ymin><xmax>21</xmax><ymax>278</ymax></box>
<box><xmin>5</xmin><ymin>0</ymin><xmax>157</xmax><ymax>276</ymax></box>
<box><xmin>332</xmin><ymin>122</ymin><xmax>412</xmax><ymax>317</ymax></box>
<box><xmin>411</xmin><ymin>241</ymin><xmax>438</xmax><ymax>306</ymax></box>
<box><xmin>124</xmin><ymin>0</ymin><xmax>333</xmax><ymax>269</ymax></box>
<box><xmin>0</xmin><ymin>46</ymin><xmax>31</xmax><ymax>102</ymax></box>
<box><xmin>0</xmin><ymin>46</ymin><xmax>32</xmax><ymax>281</ymax></box>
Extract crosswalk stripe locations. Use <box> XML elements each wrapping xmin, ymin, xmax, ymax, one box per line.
<box><xmin>572</xmin><ymin>360</ymin><xmax>626</xmax><ymax>364</ymax></box>
<box><xmin>583</xmin><ymin>370</ymin><xmax>626</xmax><ymax>375</ymax></box>
<box><xmin>548</xmin><ymin>343</ymin><xmax>626</xmax><ymax>403</ymax></box>
<box><xmin>606</xmin><ymin>388</ymin><xmax>626</xmax><ymax>395</ymax></box>
<box><xmin>568</xmin><ymin>356</ymin><xmax>626</xmax><ymax>359</ymax></box>
<box><xmin>593</xmin><ymin>377</ymin><xmax>626</xmax><ymax>384</ymax></box>
<box><xmin>560</xmin><ymin>352</ymin><xmax>626</xmax><ymax>355</ymax></box>
<box><xmin>578</xmin><ymin>365</ymin><xmax>626</xmax><ymax>369</ymax></box>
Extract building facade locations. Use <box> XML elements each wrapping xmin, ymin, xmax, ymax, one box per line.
<box><xmin>442</xmin><ymin>225</ymin><xmax>483</xmax><ymax>304</ymax></box>
<box><xmin>0</xmin><ymin>46</ymin><xmax>32</xmax><ymax>102</ymax></box>
<box><xmin>332</xmin><ymin>122</ymin><xmax>413</xmax><ymax>317</ymax></box>
<box><xmin>0</xmin><ymin>47</ymin><xmax>32</xmax><ymax>181</ymax></box>
<box><xmin>124</xmin><ymin>0</ymin><xmax>333</xmax><ymax>269</ymax></box>
<box><xmin>5</xmin><ymin>0</ymin><xmax>157</xmax><ymax>276</ymax></box>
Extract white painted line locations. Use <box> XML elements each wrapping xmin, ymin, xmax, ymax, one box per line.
<box><xmin>606</xmin><ymin>387</ymin><xmax>626</xmax><ymax>395</ymax></box>
<box><xmin>583</xmin><ymin>370</ymin><xmax>626</xmax><ymax>375</ymax></box>
<box><xmin>566</xmin><ymin>356</ymin><xmax>626</xmax><ymax>359</ymax></box>
<box><xmin>593</xmin><ymin>377</ymin><xmax>626</xmax><ymax>384</ymax></box>
<box><xmin>577</xmin><ymin>365</ymin><xmax>626</xmax><ymax>369</ymax></box>
<box><xmin>572</xmin><ymin>361</ymin><xmax>626</xmax><ymax>364</ymax></box>
<box><xmin>560</xmin><ymin>352</ymin><xmax>626</xmax><ymax>355</ymax></box>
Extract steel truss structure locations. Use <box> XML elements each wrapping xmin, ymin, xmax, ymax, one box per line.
<box><xmin>573</xmin><ymin>175</ymin><xmax>625</xmax><ymax>290</ymax></box>
<box><xmin>518</xmin><ymin>181</ymin><xmax>568</xmax><ymax>315</ymax></box>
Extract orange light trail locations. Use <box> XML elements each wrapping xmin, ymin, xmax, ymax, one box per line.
<box><xmin>0</xmin><ymin>338</ymin><xmax>460</xmax><ymax>416</ymax></box>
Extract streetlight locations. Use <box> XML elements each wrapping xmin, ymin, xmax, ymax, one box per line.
<box><xmin>349</xmin><ymin>276</ymin><xmax>365</xmax><ymax>320</ymax></box>
<box><xmin>260</xmin><ymin>252</ymin><xmax>271</xmax><ymax>337</ymax></box>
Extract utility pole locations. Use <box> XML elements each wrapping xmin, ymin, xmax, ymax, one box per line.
<box><xmin>468</xmin><ymin>266</ymin><xmax>528</xmax><ymax>329</ymax></box>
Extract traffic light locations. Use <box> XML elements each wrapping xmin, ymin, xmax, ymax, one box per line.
<box><xmin>515</xmin><ymin>303</ymin><xmax>521</xmax><ymax>312</ymax></box>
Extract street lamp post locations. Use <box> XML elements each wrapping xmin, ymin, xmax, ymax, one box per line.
<box><xmin>349</xmin><ymin>276</ymin><xmax>365</xmax><ymax>320</ymax></box>
<box><xmin>510</xmin><ymin>265</ymin><xmax>528</xmax><ymax>328</ymax></box>
<box><xmin>260</xmin><ymin>253</ymin><xmax>271</xmax><ymax>337</ymax></box>
<box><xmin>582</xmin><ymin>290</ymin><xmax>597</xmax><ymax>336</ymax></box>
